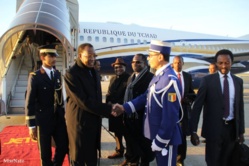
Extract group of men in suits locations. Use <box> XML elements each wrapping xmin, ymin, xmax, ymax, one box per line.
<box><xmin>24</xmin><ymin>38</ymin><xmax>245</xmax><ymax>166</ymax></box>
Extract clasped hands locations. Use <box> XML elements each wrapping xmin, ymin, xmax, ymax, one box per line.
<box><xmin>111</xmin><ymin>103</ymin><xmax>125</xmax><ymax>117</ymax></box>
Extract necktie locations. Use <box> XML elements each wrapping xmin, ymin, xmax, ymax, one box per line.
<box><xmin>223</xmin><ymin>74</ymin><xmax>229</xmax><ymax>118</ymax></box>
<box><xmin>50</xmin><ymin>70</ymin><xmax>54</xmax><ymax>81</ymax></box>
<box><xmin>177</xmin><ymin>73</ymin><xmax>182</xmax><ymax>86</ymax></box>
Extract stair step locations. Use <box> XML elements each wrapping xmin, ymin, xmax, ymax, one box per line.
<box><xmin>12</xmin><ymin>92</ymin><xmax>26</xmax><ymax>99</ymax></box>
<box><xmin>17</xmin><ymin>80</ymin><xmax>28</xmax><ymax>87</ymax></box>
<box><xmin>10</xmin><ymin>99</ymin><xmax>25</xmax><ymax>107</ymax></box>
<box><xmin>18</xmin><ymin>75</ymin><xmax>28</xmax><ymax>81</ymax></box>
<box><xmin>56</xmin><ymin>61</ymin><xmax>63</xmax><ymax>66</ymax></box>
<box><xmin>20</xmin><ymin>70</ymin><xmax>29</xmax><ymax>75</ymax></box>
<box><xmin>8</xmin><ymin>107</ymin><xmax>25</xmax><ymax>115</ymax></box>
<box><xmin>15</xmin><ymin>87</ymin><xmax>27</xmax><ymax>93</ymax></box>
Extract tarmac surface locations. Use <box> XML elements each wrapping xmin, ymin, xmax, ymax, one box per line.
<box><xmin>0</xmin><ymin>73</ymin><xmax>249</xmax><ymax>166</ymax></box>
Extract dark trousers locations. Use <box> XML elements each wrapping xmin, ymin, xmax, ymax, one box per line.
<box><xmin>205</xmin><ymin>120</ymin><xmax>236</xmax><ymax>166</ymax></box>
<box><xmin>37</xmin><ymin>118</ymin><xmax>68</xmax><ymax>166</ymax></box>
<box><xmin>177</xmin><ymin>132</ymin><xmax>187</xmax><ymax>164</ymax></box>
<box><xmin>124</xmin><ymin>118</ymin><xmax>155</xmax><ymax>164</ymax></box>
<box><xmin>70</xmin><ymin>160</ymin><xmax>97</xmax><ymax>166</ymax></box>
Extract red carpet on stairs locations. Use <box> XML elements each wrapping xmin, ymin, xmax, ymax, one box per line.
<box><xmin>0</xmin><ymin>126</ymin><xmax>69</xmax><ymax>166</ymax></box>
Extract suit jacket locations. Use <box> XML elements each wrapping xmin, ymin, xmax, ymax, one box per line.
<box><xmin>181</xmin><ymin>71</ymin><xmax>195</xmax><ymax>134</ymax></box>
<box><xmin>191</xmin><ymin>72</ymin><xmax>245</xmax><ymax>141</ymax></box>
<box><xmin>25</xmin><ymin>68</ymin><xmax>64</xmax><ymax>128</ymax></box>
<box><xmin>64</xmin><ymin>58</ymin><xmax>112</xmax><ymax>161</ymax></box>
<box><xmin>123</xmin><ymin>64</ymin><xmax>182</xmax><ymax>148</ymax></box>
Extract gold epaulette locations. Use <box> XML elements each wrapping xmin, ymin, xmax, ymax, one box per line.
<box><xmin>29</xmin><ymin>72</ymin><xmax>36</xmax><ymax>75</ymax></box>
<box><xmin>25</xmin><ymin>115</ymin><xmax>35</xmax><ymax>120</ymax></box>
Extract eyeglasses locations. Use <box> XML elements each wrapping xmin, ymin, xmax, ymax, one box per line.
<box><xmin>114</xmin><ymin>66</ymin><xmax>123</xmax><ymax>69</ymax></box>
<box><xmin>131</xmin><ymin>61</ymin><xmax>143</xmax><ymax>64</ymax></box>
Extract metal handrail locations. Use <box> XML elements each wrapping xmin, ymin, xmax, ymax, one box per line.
<box><xmin>10</xmin><ymin>55</ymin><xmax>25</xmax><ymax>97</ymax></box>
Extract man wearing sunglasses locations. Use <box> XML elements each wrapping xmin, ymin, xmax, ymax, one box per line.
<box><xmin>120</xmin><ymin>54</ymin><xmax>154</xmax><ymax>166</ymax></box>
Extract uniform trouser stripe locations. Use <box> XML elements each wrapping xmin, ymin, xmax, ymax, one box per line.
<box><xmin>168</xmin><ymin>145</ymin><xmax>173</xmax><ymax>166</ymax></box>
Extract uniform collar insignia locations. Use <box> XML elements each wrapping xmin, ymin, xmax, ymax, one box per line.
<box><xmin>40</xmin><ymin>68</ymin><xmax>46</xmax><ymax>74</ymax></box>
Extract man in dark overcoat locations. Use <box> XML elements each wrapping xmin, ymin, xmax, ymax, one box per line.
<box><xmin>121</xmin><ymin>54</ymin><xmax>155</xmax><ymax>166</ymax></box>
<box><xmin>106</xmin><ymin>58</ymin><xmax>130</xmax><ymax>159</ymax></box>
<box><xmin>64</xmin><ymin>43</ymin><xmax>114</xmax><ymax>166</ymax></box>
<box><xmin>25</xmin><ymin>44</ymin><xmax>68</xmax><ymax>166</ymax></box>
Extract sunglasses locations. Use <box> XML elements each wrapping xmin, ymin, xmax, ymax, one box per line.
<box><xmin>131</xmin><ymin>61</ymin><xmax>143</xmax><ymax>64</ymax></box>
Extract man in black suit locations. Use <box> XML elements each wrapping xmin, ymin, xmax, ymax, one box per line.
<box><xmin>25</xmin><ymin>44</ymin><xmax>68</xmax><ymax>166</ymax></box>
<box><xmin>120</xmin><ymin>54</ymin><xmax>155</xmax><ymax>166</ymax></box>
<box><xmin>190</xmin><ymin>49</ymin><xmax>245</xmax><ymax>166</ymax></box>
<box><xmin>64</xmin><ymin>43</ymin><xmax>115</xmax><ymax>166</ymax></box>
<box><xmin>172</xmin><ymin>56</ymin><xmax>195</xmax><ymax>166</ymax></box>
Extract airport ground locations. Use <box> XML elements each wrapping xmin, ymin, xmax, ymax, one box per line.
<box><xmin>0</xmin><ymin>73</ymin><xmax>248</xmax><ymax>166</ymax></box>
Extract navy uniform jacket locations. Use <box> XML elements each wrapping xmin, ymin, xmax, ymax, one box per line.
<box><xmin>25</xmin><ymin>68</ymin><xmax>64</xmax><ymax>127</ymax></box>
<box><xmin>123</xmin><ymin>64</ymin><xmax>182</xmax><ymax>149</ymax></box>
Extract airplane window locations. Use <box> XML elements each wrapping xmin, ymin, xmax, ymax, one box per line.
<box><xmin>95</xmin><ymin>36</ymin><xmax>99</xmax><ymax>42</ymax></box>
<box><xmin>103</xmin><ymin>37</ymin><xmax>107</xmax><ymax>42</ymax></box>
<box><xmin>124</xmin><ymin>38</ymin><xmax>128</xmax><ymax>43</ymax></box>
<box><xmin>131</xmin><ymin>39</ymin><xmax>134</xmax><ymax>44</ymax></box>
<box><xmin>110</xmin><ymin>37</ymin><xmax>114</xmax><ymax>43</ymax></box>
<box><xmin>117</xmin><ymin>38</ymin><xmax>121</xmax><ymax>43</ymax></box>
<box><xmin>80</xmin><ymin>36</ymin><xmax>84</xmax><ymax>41</ymax></box>
<box><xmin>137</xmin><ymin>39</ymin><xmax>141</xmax><ymax>44</ymax></box>
<box><xmin>87</xmin><ymin>36</ymin><xmax>92</xmax><ymax>42</ymax></box>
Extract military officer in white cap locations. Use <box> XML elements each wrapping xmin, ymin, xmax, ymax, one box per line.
<box><xmin>113</xmin><ymin>40</ymin><xmax>183</xmax><ymax>166</ymax></box>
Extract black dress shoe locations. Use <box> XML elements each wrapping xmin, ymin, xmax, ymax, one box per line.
<box><xmin>108</xmin><ymin>151</ymin><xmax>123</xmax><ymax>159</ymax></box>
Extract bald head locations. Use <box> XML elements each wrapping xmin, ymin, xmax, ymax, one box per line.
<box><xmin>172</xmin><ymin>56</ymin><xmax>184</xmax><ymax>72</ymax></box>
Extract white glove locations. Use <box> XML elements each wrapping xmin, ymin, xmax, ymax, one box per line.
<box><xmin>161</xmin><ymin>148</ymin><xmax>168</xmax><ymax>156</ymax></box>
<box><xmin>151</xmin><ymin>139</ymin><xmax>163</xmax><ymax>152</ymax></box>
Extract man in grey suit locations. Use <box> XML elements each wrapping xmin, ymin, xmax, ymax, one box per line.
<box><xmin>190</xmin><ymin>49</ymin><xmax>245</xmax><ymax>166</ymax></box>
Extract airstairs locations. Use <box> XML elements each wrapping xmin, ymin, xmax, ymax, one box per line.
<box><xmin>0</xmin><ymin>0</ymin><xmax>79</xmax><ymax>116</ymax></box>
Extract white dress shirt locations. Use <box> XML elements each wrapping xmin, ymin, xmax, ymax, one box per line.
<box><xmin>218</xmin><ymin>71</ymin><xmax>235</xmax><ymax>120</ymax></box>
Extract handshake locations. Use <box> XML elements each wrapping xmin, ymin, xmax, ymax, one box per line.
<box><xmin>111</xmin><ymin>103</ymin><xmax>125</xmax><ymax>117</ymax></box>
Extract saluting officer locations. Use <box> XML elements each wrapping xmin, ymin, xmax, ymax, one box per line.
<box><xmin>25</xmin><ymin>44</ymin><xmax>68</xmax><ymax>166</ymax></box>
